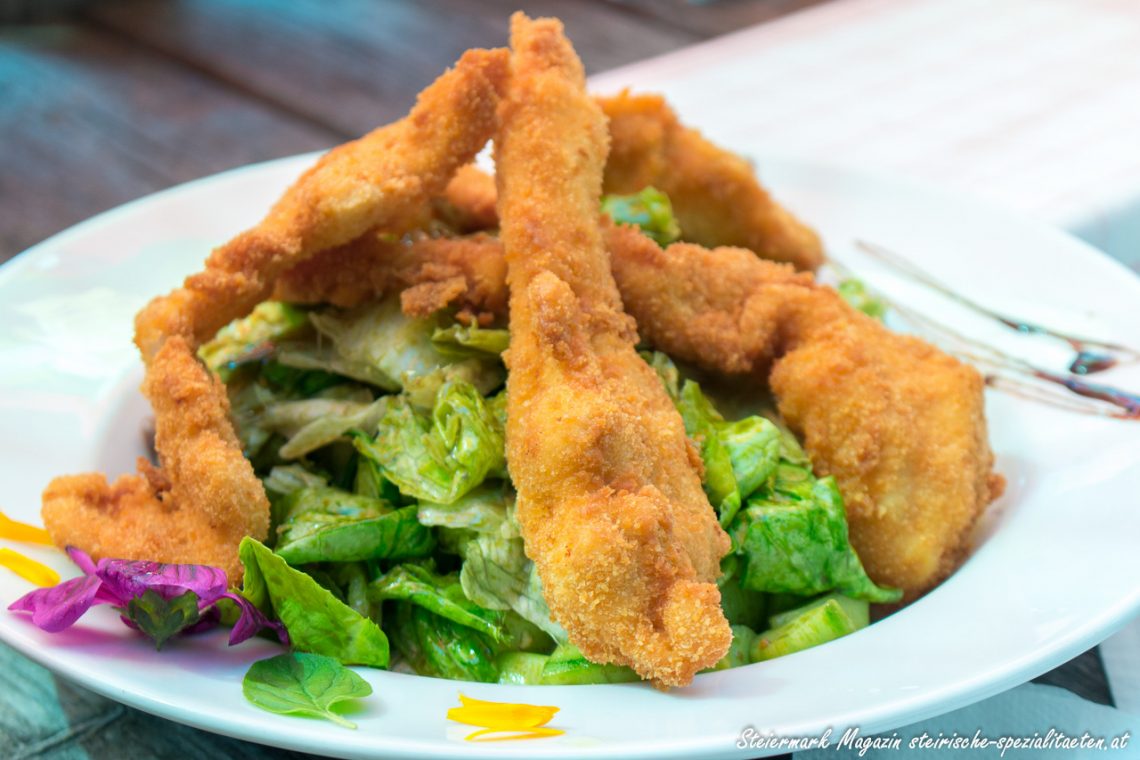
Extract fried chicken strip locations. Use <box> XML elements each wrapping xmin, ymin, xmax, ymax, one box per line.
<box><xmin>600</xmin><ymin>91</ymin><xmax>823</xmax><ymax>271</ymax></box>
<box><xmin>272</xmin><ymin>231</ymin><xmax>506</xmax><ymax>325</ymax></box>
<box><xmin>43</xmin><ymin>338</ymin><xmax>262</xmax><ymax>581</ymax></box>
<box><xmin>606</xmin><ymin>225</ymin><xmax>1004</xmax><ymax>597</ymax></box>
<box><xmin>495</xmin><ymin>14</ymin><xmax>731</xmax><ymax>688</ymax></box>
<box><xmin>134</xmin><ymin>47</ymin><xmax>509</xmax><ymax>359</ymax></box>
<box><xmin>278</xmin><ymin>220</ymin><xmax>1001</xmax><ymax>596</ymax></box>
<box><xmin>44</xmin><ymin>49</ymin><xmax>510</xmax><ymax>580</ymax></box>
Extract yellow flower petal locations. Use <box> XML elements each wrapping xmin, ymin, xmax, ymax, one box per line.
<box><xmin>448</xmin><ymin>693</ymin><xmax>562</xmax><ymax>739</ymax></box>
<box><xmin>464</xmin><ymin>727</ymin><xmax>565</xmax><ymax>742</ymax></box>
<box><xmin>0</xmin><ymin>548</ymin><xmax>61</xmax><ymax>587</ymax></box>
<box><xmin>0</xmin><ymin>511</ymin><xmax>54</xmax><ymax>545</ymax></box>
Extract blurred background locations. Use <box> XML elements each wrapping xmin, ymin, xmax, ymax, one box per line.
<box><xmin>0</xmin><ymin>0</ymin><xmax>823</xmax><ymax>263</ymax></box>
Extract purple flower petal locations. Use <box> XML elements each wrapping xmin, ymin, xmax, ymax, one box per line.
<box><xmin>65</xmin><ymin>545</ymin><xmax>97</xmax><ymax>576</ymax></box>
<box><xmin>182</xmin><ymin>605</ymin><xmax>221</xmax><ymax>636</ymax></box>
<box><xmin>8</xmin><ymin>575</ymin><xmax>108</xmax><ymax>633</ymax></box>
<box><xmin>95</xmin><ymin>559</ymin><xmax>229</xmax><ymax>607</ymax></box>
<box><xmin>223</xmin><ymin>592</ymin><xmax>289</xmax><ymax>647</ymax></box>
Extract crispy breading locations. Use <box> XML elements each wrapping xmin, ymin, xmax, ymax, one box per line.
<box><xmin>600</xmin><ymin>91</ymin><xmax>824</xmax><ymax>270</ymax></box>
<box><xmin>495</xmin><ymin>14</ymin><xmax>731</xmax><ymax>688</ymax></box>
<box><xmin>134</xmin><ymin>48</ymin><xmax>509</xmax><ymax>359</ymax></box>
<box><xmin>284</xmin><ymin>222</ymin><xmax>1001</xmax><ymax>596</ymax></box>
<box><xmin>435</xmin><ymin>164</ymin><xmax>501</xmax><ymax>233</ymax></box>
<box><xmin>272</xmin><ymin>232</ymin><xmax>507</xmax><ymax>325</ymax></box>
<box><xmin>44</xmin><ymin>49</ymin><xmax>510</xmax><ymax>581</ymax></box>
<box><xmin>43</xmin><ymin>338</ymin><xmax>263</xmax><ymax>581</ymax></box>
<box><xmin>607</xmin><ymin>226</ymin><xmax>1004</xmax><ymax>596</ymax></box>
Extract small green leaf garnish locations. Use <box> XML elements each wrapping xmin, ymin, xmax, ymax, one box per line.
<box><xmin>125</xmin><ymin>589</ymin><xmax>201</xmax><ymax>650</ymax></box>
<box><xmin>242</xmin><ymin>652</ymin><xmax>373</xmax><ymax>729</ymax></box>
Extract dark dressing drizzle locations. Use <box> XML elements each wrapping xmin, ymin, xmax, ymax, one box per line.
<box><xmin>857</xmin><ymin>240</ymin><xmax>1140</xmax><ymax>375</ymax></box>
<box><xmin>879</xmin><ymin>295</ymin><xmax>1140</xmax><ymax>421</ymax></box>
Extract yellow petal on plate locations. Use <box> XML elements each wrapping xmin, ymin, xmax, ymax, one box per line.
<box><xmin>447</xmin><ymin>693</ymin><xmax>561</xmax><ymax>735</ymax></box>
<box><xmin>0</xmin><ymin>511</ymin><xmax>55</xmax><ymax>545</ymax></box>
<box><xmin>0</xmin><ymin>548</ymin><xmax>61</xmax><ymax>587</ymax></box>
<box><xmin>464</xmin><ymin>726</ymin><xmax>565</xmax><ymax>742</ymax></box>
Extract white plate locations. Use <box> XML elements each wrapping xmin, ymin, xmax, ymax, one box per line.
<box><xmin>2</xmin><ymin>154</ymin><xmax>1139</xmax><ymax>759</ymax></box>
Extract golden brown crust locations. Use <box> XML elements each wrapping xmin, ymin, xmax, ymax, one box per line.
<box><xmin>134</xmin><ymin>48</ymin><xmax>509</xmax><ymax>359</ymax></box>
<box><xmin>600</xmin><ymin>90</ymin><xmax>824</xmax><ymax>271</ymax></box>
<box><xmin>496</xmin><ymin>13</ymin><xmax>731</xmax><ymax>689</ymax></box>
<box><xmin>275</xmin><ymin>221</ymin><xmax>1002</xmax><ymax>597</ymax></box>
<box><xmin>46</xmin><ymin>49</ymin><xmax>510</xmax><ymax>581</ymax></box>
<box><xmin>43</xmin><ymin>338</ymin><xmax>265</xmax><ymax>581</ymax></box>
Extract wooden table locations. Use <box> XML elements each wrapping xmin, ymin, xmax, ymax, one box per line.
<box><xmin>0</xmin><ymin>1</ymin><xmax>1116</xmax><ymax>757</ymax></box>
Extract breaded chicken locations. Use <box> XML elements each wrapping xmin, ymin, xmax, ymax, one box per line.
<box><xmin>607</xmin><ymin>226</ymin><xmax>1004</xmax><ymax>596</ymax></box>
<box><xmin>44</xmin><ymin>49</ymin><xmax>510</xmax><ymax>581</ymax></box>
<box><xmin>280</xmin><ymin>222</ymin><xmax>1002</xmax><ymax>596</ymax></box>
<box><xmin>134</xmin><ymin>48</ymin><xmax>509</xmax><ymax>359</ymax></box>
<box><xmin>495</xmin><ymin>14</ymin><xmax>731</xmax><ymax>687</ymax></box>
<box><xmin>600</xmin><ymin>91</ymin><xmax>824</xmax><ymax>271</ymax></box>
<box><xmin>272</xmin><ymin>231</ymin><xmax>507</xmax><ymax>326</ymax></box>
<box><xmin>43</xmin><ymin>338</ymin><xmax>263</xmax><ymax>581</ymax></box>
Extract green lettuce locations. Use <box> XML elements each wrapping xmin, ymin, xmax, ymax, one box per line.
<box><xmin>416</xmin><ymin>483</ymin><xmax>565</xmax><ymax>643</ymax></box>
<box><xmin>237</xmin><ymin>537</ymin><xmax>389</xmax><ymax>667</ymax></box>
<box><xmin>416</xmin><ymin>483</ymin><xmax>518</xmax><ymax>538</ymax></box>
<box><xmin>278</xmin><ymin>298</ymin><xmax>504</xmax><ymax>406</ymax></box>
<box><xmin>677</xmin><ymin>380</ymin><xmax>782</xmax><ymax>527</ymax></box>
<box><xmin>274</xmin><ymin>487</ymin><xmax>433</xmax><ymax>565</ymax></box>
<box><xmin>838</xmin><ymin>278</ymin><xmax>886</xmax><ymax>320</ymax></box>
<box><xmin>369</xmin><ymin>564</ymin><xmax>504</xmax><ymax>642</ymax></box>
<box><xmin>731</xmin><ymin>474</ymin><xmax>901</xmax><ymax>603</ymax></box>
<box><xmin>459</xmin><ymin>537</ymin><xmax>567</xmax><ymax>644</ymax></box>
<box><xmin>387</xmin><ymin>602</ymin><xmax>500</xmax><ymax>683</ymax></box>
<box><xmin>262</xmin><ymin>392</ymin><xmax>387</xmax><ymax>459</ymax></box>
<box><xmin>199</xmin><ymin>301</ymin><xmax>310</xmax><ymax>379</ymax></box>
<box><xmin>601</xmin><ymin>187</ymin><xmax>681</xmax><ymax>246</ymax></box>
<box><xmin>353</xmin><ymin>380</ymin><xmax>505</xmax><ymax>504</ymax></box>
<box><xmin>431</xmin><ymin>324</ymin><xmax>510</xmax><ymax>359</ymax></box>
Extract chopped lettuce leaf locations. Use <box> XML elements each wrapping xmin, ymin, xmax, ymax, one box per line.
<box><xmin>719</xmin><ymin>415</ymin><xmax>781</xmax><ymax>499</ymax></box>
<box><xmin>458</xmin><ymin>535</ymin><xmax>567</xmax><ymax>644</ymax></box>
<box><xmin>838</xmin><ymin>278</ymin><xmax>887</xmax><ymax>320</ymax></box>
<box><xmin>677</xmin><ymin>380</ymin><xmax>783</xmax><ymax>529</ymax></box>
<box><xmin>353</xmin><ymin>380</ymin><xmax>505</xmax><ymax>504</ymax></box>
<box><xmin>262</xmin><ymin>465</ymin><xmax>329</xmax><ymax>498</ymax></box>
<box><xmin>199</xmin><ymin>302</ymin><xmax>309</xmax><ymax>378</ymax></box>
<box><xmin>237</xmin><ymin>537</ymin><xmax>389</xmax><ymax>667</ymax></box>
<box><xmin>678</xmin><ymin>380</ymin><xmax>741</xmax><ymax>523</ymax></box>
<box><xmin>279</xmin><ymin>298</ymin><xmax>504</xmax><ymax>403</ymax></box>
<box><xmin>369</xmin><ymin>564</ymin><xmax>505</xmax><ymax>642</ymax></box>
<box><xmin>431</xmin><ymin>324</ymin><xmax>510</xmax><ymax>359</ymax></box>
<box><xmin>416</xmin><ymin>483</ymin><xmax>518</xmax><ymax>538</ymax></box>
<box><xmin>274</xmin><ymin>487</ymin><xmax>434</xmax><ymax>565</ymax></box>
<box><xmin>387</xmin><ymin>601</ymin><xmax>500</xmax><ymax>683</ymax></box>
<box><xmin>263</xmin><ymin>395</ymin><xmax>388</xmax><ymax>459</ymax></box>
<box><xmin>641</xmin><ymin>350</ymin><xmax>681</xmax><ymax>402</ymax></box>
<box><xmin>601</xmin><ymin>187</ymin><xmax>681</xmax><ymax>246</ymax></box>
<box><xmin>731</xmin><ymin>475</ymin><xmax>901</xmax><ymax>603</ymax></box>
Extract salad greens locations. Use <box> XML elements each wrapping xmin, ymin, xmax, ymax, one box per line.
<box><xmin>125</xmin><ymin>589</ymin><xmax>201</xmax><ymax>651</ymax></box>
<box><xmin>201</xmin><ymin>188</ymin><xmax>899</xmax><ymax>684</ymax></box>
<box><xmin>242</xmin><ymin>652</ymin><xmax>372</xmax><ymax>729</ymax></box>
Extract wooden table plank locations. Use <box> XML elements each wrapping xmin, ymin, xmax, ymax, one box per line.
<box><xmin>0</xmin><ymin>24</ymin><xmax>339</xmax><ymax>261</ymax></box>
<box><xmin>606</xmin><ymin>0</ymin><xmax>832</xmax><ymax>39</ymax></box>
<box><xmin>85</xmin><ymin>0</ymin><xmax>701</xmax><ymax>138</ymax></box>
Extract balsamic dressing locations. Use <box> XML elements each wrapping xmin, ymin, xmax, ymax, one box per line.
<box><xmin>846</xmin><ymin>242</ymin><xmax>1140</xmax><ymax>420</ymax></box>
<box><xmin>856</xmin><ymin>241</ymin><xmax>1140</xmax><ymax>376</ymax></box>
